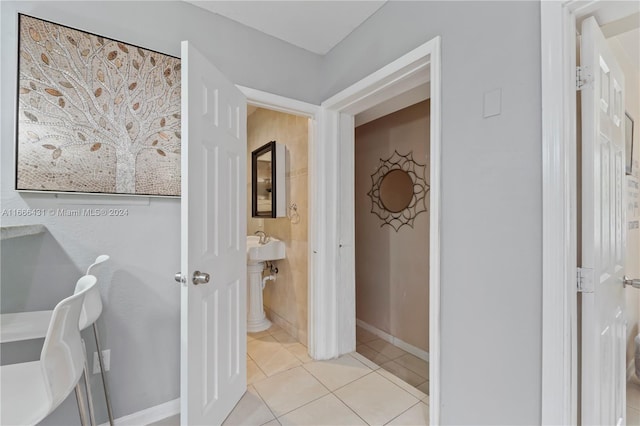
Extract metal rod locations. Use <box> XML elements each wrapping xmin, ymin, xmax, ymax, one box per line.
<box><xmin>75</xmin><ymin>383</ymin><xmax>89</xmax><ymax>426</ymax></box>
<box><xmin>82</xmin><ymin>338</ymin><xmax>97</xmax><ymax>426</ymax></box>
<box><xmin>93</xmin><ymin>323</ymin><xmax>115</xmax><ymax>426</ymax></box>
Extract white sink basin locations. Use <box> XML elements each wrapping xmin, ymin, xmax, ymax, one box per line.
<box><xmin>246</xmin><ymin>235</ymin><xmax>285</xmax><ymax>264</ymax></box>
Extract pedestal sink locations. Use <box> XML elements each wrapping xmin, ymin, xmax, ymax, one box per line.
<box><xmin>246</xmin><ymin>235</ymin><xmax>285</xmax><ymax>332</ymax></box>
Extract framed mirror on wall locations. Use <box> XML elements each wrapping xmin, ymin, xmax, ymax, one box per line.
<box><xmin>251</xmin><ymin>141</ymin><xmax>286</xmax><ymax>218</ymax></box>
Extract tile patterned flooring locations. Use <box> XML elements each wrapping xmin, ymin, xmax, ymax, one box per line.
<box><xmin>151</xmin><ymin>324</ymin><xmax>429</xmax><ymax>425</ymax></box>
<box><xmin>149</xmin><ymin>327</ymin><xmax>640</xmax><ymax>425</ymax></box>
<box><xmin>355</xmin><ymin>326</ymin><xmax>429</xmax><ymax>395</ymax></box>
<box><xmin>628</xmin><ymin>378</ymin><xmax>640</xmax><ymax>425</ymax></box>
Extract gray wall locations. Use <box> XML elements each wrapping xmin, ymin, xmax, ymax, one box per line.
<box><xmin>323</xmin><ymin>2</ymin><xmax>542</xmax><ymax>424</ymax></box>
<box><xmin>0</xmin><ymin>1</ymin><xmax>322</xmax><ymax>424</ymax></box>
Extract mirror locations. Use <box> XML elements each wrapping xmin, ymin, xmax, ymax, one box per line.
<box><xmin>252</xmin><ymin>141</ymin><xmax>286</xmax><ymax>218</ymax></box>
<box><xmin>379</xmin><ymin>169</ymin><xmax>414</xmax><ymax>212</ymax></box>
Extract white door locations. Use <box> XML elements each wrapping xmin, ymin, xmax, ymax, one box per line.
<box><xmin>180</xmin><ymin>40</ymin><xmax>247</xmax><ymax>425</ymax></box>
<box><xmin>580</xmin><ymin>16</ymin><xmax>626</xmax><ymax>426</ymax></box>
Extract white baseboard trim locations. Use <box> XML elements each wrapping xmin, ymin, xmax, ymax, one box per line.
<box><xmin>356</xmin><ymin>319</ymin><xmax>429</xmax><ymax>362</ymax></box>
<box><xmin>98</xmin><ymin>398</ymin><xmax>180</xmax><ymax>426</ymax></box>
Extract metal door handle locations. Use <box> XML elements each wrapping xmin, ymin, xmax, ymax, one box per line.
<box><xmin>192</xmin><ymin>271</ymin><xmax>210</xmax><ymax>285</ymax></box>
<box><xmin>623</xmin><ymin>276</ymin><xmax>640</xmax><ymax>289</ymax></box>
<box><xmin>175</xmin><ymin>272</ymin><xmax>185</xmax><ymax>284</ymax></box>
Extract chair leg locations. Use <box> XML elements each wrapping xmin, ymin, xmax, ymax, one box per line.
<box><xmin>93</xmin><ymin>323</ymin><xmax>115</xmax><ymax>426</ymax></box>
<box><xmin>82</xmin><ymin>338</ymin><xmax>97</xmax><ymax>426</ymax></box>
<box><xmin>75</xmin><ymin>383</ymin><xmax>89</xmax><ymax>426</ymax></box>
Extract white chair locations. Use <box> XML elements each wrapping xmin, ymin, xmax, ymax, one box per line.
<box><xmin>0</xmin><ymin>255</ymin><xmax>114</xmax><ymax>426</ymax></box>
<box><xmin>80</xmin><ymin>255</ymin><xmax>114</xmax><ymax>426</ymax></box>
<box><xmin>0</xmin><ymin>275</ymin><xmax>97</xmax><ymax>426</ymax></box>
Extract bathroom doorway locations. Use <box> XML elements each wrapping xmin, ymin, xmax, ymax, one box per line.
<box><xmin>245</xmin><ymin>105</ymin><xmax>312</xmax><ymax>381</ymax></box>
<box><xmin>354</xmin><ymin>95</ymin><xmax>431</xmax><ymax>396</ymax></box>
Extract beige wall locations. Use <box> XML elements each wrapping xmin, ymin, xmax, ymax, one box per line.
<box><xmin>247</xmin><ymin>107</ymin><xmax>308</xmax><ymax>345</ymax></box>
<box><xmin>355</xmin><ymin>100</ymin><xmax>430</xmax><ymax>352</ymax></box>
<box><xmin>609</xmin><ymin>38</ymin><xmax>640</xmax><ymax>367</ymax></box>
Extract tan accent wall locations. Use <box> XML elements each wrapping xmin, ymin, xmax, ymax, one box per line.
<box><xmin>247</xmin><ymin>107</ymin><xmax>308</xmax><ymax>345</ymax></box>
<box><xmin>355</xmin><ymin>100</ymin><xmax>430</xmax><ymax>352</ymax></box>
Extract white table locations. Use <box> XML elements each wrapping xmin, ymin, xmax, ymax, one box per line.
<box><xmin>0</xmin><ymin>311</ymin><xmax>53</xmax><ymax>343</ymax></box>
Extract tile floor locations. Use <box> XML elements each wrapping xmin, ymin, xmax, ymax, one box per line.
<box><xmin>628</xmin><ymin>377</ymin><xmax>640</xmax><ymax>425</ymax></box>
<box><xmin>355</xmin><ymin>326</ymin><xmax>429</xmax><ymax>395</ymax></box>
<box><xmin>151</xmin><ymin>324</ymin><xmax>429</xmax><ymax>425</ymax></box>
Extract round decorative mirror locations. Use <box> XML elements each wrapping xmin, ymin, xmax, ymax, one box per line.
<box><xmin>379</xmin><ymin>169</ymin><xmax>414</xmax><ymax>213</ymax></box>
<box><xmin>367</xmin><ymin>150</ymin><xmax>429</xmax><ymax>231</ymax></box>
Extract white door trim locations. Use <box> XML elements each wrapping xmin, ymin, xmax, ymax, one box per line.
<box><xmin>540</xmin><ymin>2</ymin><xmax>579</xmax><ymax>424</ymax></box>
<box><xmin>319</xmin><ymin>37</ymin><xmax>441</xmax><ymax>425</ymax></box>
<box><xmin>236</xmin><ymin>86</ymin><xmax>323</xmax><ymax>357</ymax></box>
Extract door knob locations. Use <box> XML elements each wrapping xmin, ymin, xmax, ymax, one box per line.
<box><xmin>175</xmin><ymin>273</ymin><xmax>185</xmax><ymax>284</ymax></box>
<box><xmin>192</xmin><ymin>271</ymin><xmax>210</xmax><ymax>285</ymax></box>
<box><xmin>623</xmin><ymin>276</ymin><xmax>640</xmax><ymax>289</ymax></box>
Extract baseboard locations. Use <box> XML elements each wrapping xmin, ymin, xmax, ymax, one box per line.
<box><xmin>356</xmin><ymin>319</ymin><xmax>429</xmax><ymax>362</ymax></box>
<box><xmin>98</xmin><ymin>398</ymin><xmax>180</xmax><ymax>426</ymax></box>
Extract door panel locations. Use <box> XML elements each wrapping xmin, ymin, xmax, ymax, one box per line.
<box><xmin>580</xmin><ymin>16</ymin><xmax>626</xmax><ymax>426</ymax></box>
<box><xmin>181</xmin><ymin>40</ymin><xmax>247</xmax><ymax>425</ymax></box>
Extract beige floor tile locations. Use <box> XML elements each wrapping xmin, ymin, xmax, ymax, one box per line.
<box><xmin>287</xmin><ymin>342</ymin><xmax>313</xmax><ymax>363</ymax></box>
<box><xmin>630</xmin><ymin>382</ymin><xmax>640</xmax><ymax>411</ymax></box>
<box><xmin>223</xmin><ymin>386</ymin><xmax>275</xmax><ymax>426</ymax></box>
<box><xmin>416</xmin><ymin>380</ymin><xmax>429</xmax><ymax>396</ymax></box>
<box><xmin>386</xmin><ymin>402</ymin><xmax>429</xmax><ymax>426</ymax></box>
<box><xmin>351</xmin><ymin>350</ymin><xmax>383</xmax><ymax>371</ymax></box>
<box><xmin>278</xmin><ymin>394</ymin><xmax>367</xmax><ymax>426</ymax></box>
<box><xmin>356</xmin><ymin>326</ymin><xmax>378</xmax><ymax>343</ymax></box>
<box><xmin>334</xmin><ymin>371</ymin><xmax>418</xmax><ymax>425</ymax></box>
<box><xmin>394</xmin><ymin>353</ymin><xmax>429</xmax><ymax>378</ymax></box>
<box><xmin>248</xmin><ymin>358</ymin><xmax>267</xmax><ymax>385</ymax></box>
<box><xmin>303</xmin><ymin>354</ymin><xmax>372</xmax><ymax>391</ymax></box>
<box><xmin>254</xmin><ymin>366</ymin><xmax>329</xmax><ymax>417</ymax></box>
<box><xmin>261</xmin><ymin>420</ymin><xmax>281</xmax><ymax>426</ymax></box>
<box><xmin>381</xmin><ymin>360</ymin><xmax>427</xmax><ymax>387</ymax></box>
<box><xmin>248</xmin><ymin>335</ymin><xmax>280</xmax><ymax>360</ymax></box>
<box><xmin>365</xmin><ymin>339</ymin><xmax>409</xmax><ymax>360</ymax></box>
<box><xmin>249</xmin><ymin>329</ymin><xmax>272</xmax><ymax>339</ymax></box>
<box><xmin>267</xmin><ymin>324</ymin><xmax>283</xmax><ymax>334</ymax></box>
<box><xmin>376</xmin><ymin>368</ymin><xmax>428</xmax><ymax>401</ymax></box>
<box><xmin>356</xmin><ymin>344</ymin><xmax>390</xmax><ymax>366</ymax></box>
<box><xmin>272</xmin><ymin>330</ymin><xmax>298</xmax><ymax>345</ymax></box>
<box><xmin>255</xmin><ymin>346</ymin><xmax>301</xmax><ymax>377</ymax></box>
<box><xmin>628</xmin><ymin>406</ymin><xmax>640</xmax><ymax>425</ymax></box>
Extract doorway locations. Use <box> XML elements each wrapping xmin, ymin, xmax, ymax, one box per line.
<box><xmin>319</xmin><ymin>37</ymin><xmax>442</xmax><ymax>424</ymax></box>
<box><xmin>540</xmin><ymin>1</ymin><xmax>640</xmax><ymax>423</ymax></box>
<box><xmin>353</xmin><ymin>97</ymin><xmax>431</xmax><ymax>395</ymax></box>
<box><xmin>245</xmin><ymin>105</ymin><xmax>312</xmax><ymax>378</ymax></box>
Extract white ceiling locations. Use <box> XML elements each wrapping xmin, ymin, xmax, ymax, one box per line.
<box><xmin>184</xmin><ymin>1</ymin><xmax>387</xmax><ymax>55</ymax></box>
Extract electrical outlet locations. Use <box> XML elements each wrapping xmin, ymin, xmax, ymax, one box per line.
<box><xmin>93</xmin><ymin>349</ymin><xmax>110</xmax><ymax>374</ymax></box>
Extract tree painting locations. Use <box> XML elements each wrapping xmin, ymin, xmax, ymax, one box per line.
<box><xmin>16</xmin><ymin>14</ymin><xmax>181</xmax><ymax>196</ymax></box>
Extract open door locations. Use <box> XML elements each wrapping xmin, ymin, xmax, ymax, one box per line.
<box><xmin>580</xmin><ymin>16</ymin><xmax>626</xmax><ymax>425</ymax></box>
<box><xmin>180</xmin><ymin>41</ymin><xmax>247</xmax><ymax>425</ymax></box>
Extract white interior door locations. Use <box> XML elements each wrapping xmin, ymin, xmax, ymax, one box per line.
<box><xmin>180</xmin><ymin>40</ymin><xmax>247</xmax><ymax>425</ymax></box>
<box><xmin>580</xmin><ymin>16</ymin><xmax>626</xmax><ymax>426</ymax></box>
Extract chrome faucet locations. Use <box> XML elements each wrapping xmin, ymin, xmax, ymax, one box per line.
<box><xmin>254</xmin><ymin>230</ymin><xmax>270</xmax><ymax>245</ymax></box>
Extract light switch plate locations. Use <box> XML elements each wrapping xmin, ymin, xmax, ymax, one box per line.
<box><xmin>483</xmin><ymin>88</ymin><xmax>502</xmax><ymax>118</ymax></box>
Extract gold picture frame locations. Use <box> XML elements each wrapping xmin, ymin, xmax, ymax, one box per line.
<box><xmin>16</xmin><ymin>14</ymin><xmax>182</xmax><ymax>196</ymax></box>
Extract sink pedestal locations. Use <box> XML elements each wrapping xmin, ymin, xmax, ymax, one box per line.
<box><xmin>247</xmin><ymin>262</ymin><xmax>271</xmax><ymax>332</ymax></box>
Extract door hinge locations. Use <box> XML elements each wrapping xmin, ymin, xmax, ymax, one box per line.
<box><xmin>576</xmin><ymin>66</ymin><xmax>592</xmax><ymax>91</ymax></box>
<box><xmin>577</xmin><ymin>267</ymin><xmax>594</xmax><ymax>293</ymax></box>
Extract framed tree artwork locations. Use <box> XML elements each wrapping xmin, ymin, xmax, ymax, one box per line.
<box><xmin>15</xmin><ymin>14</ymin><xmax>182</xmax><ymax>196</ymax></box>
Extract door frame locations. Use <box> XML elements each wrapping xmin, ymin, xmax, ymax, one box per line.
<box><xmin>540</xmin><ymin>2</ymin><xmax>579</xmax><ymax>424</ymax></box>
<box><xmin>540</xmin><ymin>0</ymin><xmax>633</xmax><ymax>423</ymax></box>
<box><xmin>237</xmin><ymin>86</ymin><xmax>322</xmax><ymax>356</ymax></box>
<box><xmin>319</xmin><ymin>37</ymin><xmax>442</xmax><ymax>424</ymax></box>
